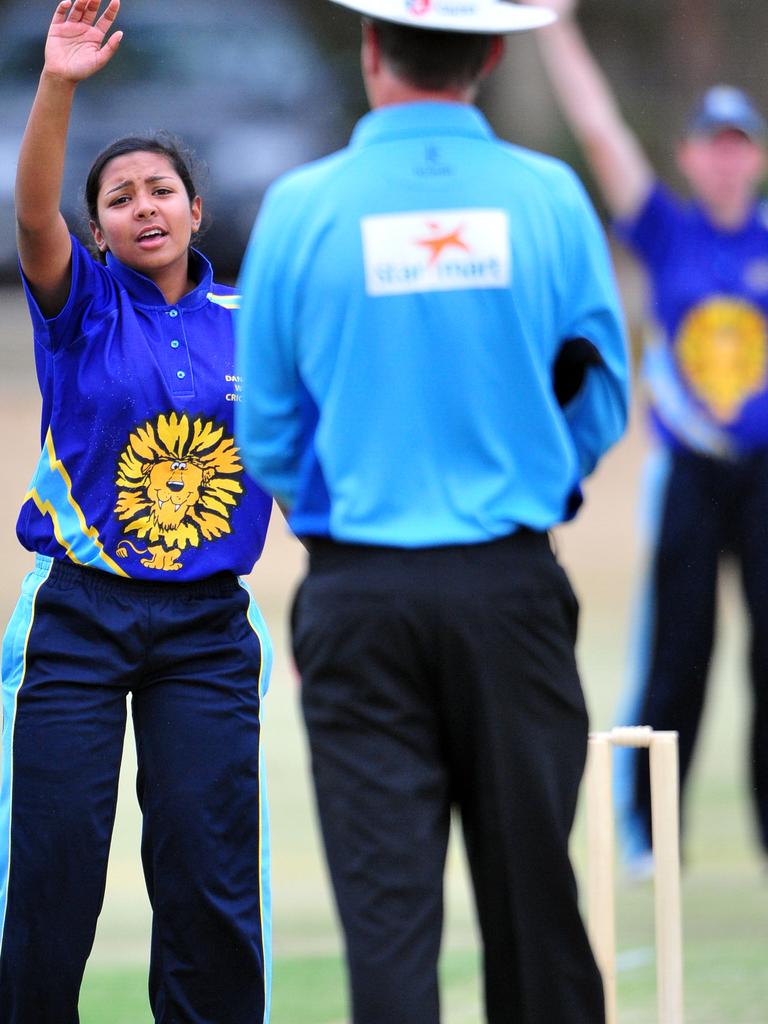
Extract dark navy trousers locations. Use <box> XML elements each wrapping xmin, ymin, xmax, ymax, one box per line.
<box><xmin>618</xmin><ymin>446</ymin><xmax>768</xmax><ymax>859</ymax></box>
<box><xmin>0</xmin><ymin>556</ymin><xmax>271</xmax><ymax>1024</ymax></box>
<box><xmin>292</xmin><ymin>532</ymin><xmax>604</xmax><ymax>1024</ymax></box>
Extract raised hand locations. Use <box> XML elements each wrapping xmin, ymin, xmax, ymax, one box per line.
<box><xmin>44</xmin><ymin>0</ymin><xmax>123</xmax><ymax>83</ymax></box>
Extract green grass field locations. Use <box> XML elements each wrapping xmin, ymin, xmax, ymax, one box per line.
<box><xmin>2</xmin><ymin>285</ymin><xmax>767</xmax><ymax>1023</ymax></box>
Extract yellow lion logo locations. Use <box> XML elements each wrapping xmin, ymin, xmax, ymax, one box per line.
<box><xmin>114</xmin><ymin>412</ymin><xmax>244</xmax><ymax>572</ymax></box>
<box><xmin>676</xmin><ymin>298</ymin><xmax>768</xmax><ymax>422</ymax></box>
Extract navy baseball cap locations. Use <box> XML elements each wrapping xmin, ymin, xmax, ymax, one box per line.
<box><xmin>687</xmin><ymin>85</ymin><xmax>766</xmax><ymax>140</ymax></box>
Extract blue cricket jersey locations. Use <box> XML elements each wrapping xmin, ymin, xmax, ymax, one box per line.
<box><xmin>615</xmin><ymin>182</ymin><xmax>768</xmax><ymax>456</ymax></box>
<box><xmin>236</xmin><ymin>102</ymin><xmax>629</xmax><ymax>547</ymax></box>
<box><xmin>18</xmin><ymin>235</ymin><xmax>272</xmax><ymax>580</ymax></box>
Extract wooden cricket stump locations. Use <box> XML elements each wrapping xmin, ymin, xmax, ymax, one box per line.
<box><xmin>585</xmin><ymin>726</ymin><xmax>684</xmax><ymax>1024</ymax></box>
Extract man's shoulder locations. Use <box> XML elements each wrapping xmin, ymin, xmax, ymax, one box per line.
<box><xmin>493</xmin><ymin>140</ymin><xmax>586</xmax><ymax>196</ymax></box>
<box><xmin>265</xmin><ymin>147</ymin><xmax>354</xmax><ymax>206</ymax></box>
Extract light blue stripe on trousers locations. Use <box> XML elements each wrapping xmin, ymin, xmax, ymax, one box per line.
<box><xmin>613</xmin><ymin>445</ymin><xmax>672</xmax><ymax>863</ymax></box>
<box><xmin>239</xmin><ymin>577</ymin><xmax>274</xmax><ymax>1024</ymax></box>
<box><xmin>0</xmin><ymin>555</ymin><xmax>54</xmax><ymax>954</ymax></box>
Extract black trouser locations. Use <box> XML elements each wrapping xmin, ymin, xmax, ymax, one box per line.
<box><xmin>629</xmin><ymin>447</ymin><xmax>768</xmax><ymax>854</ymax></box>
<box><xmin>0</xmin><ymin>557</ymin><xmax>271</xmax><ymax>1024</ymax></box>
<box><xmin>292</xmin><ymin>531</ymin><xmax>604</xmax><ymax>1024</ymax></box>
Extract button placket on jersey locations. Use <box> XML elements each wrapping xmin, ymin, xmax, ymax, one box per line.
<box><xmin>165</xmin><ymin>308</ymin><xmax>195</xmax><ymax>396</ymax></box>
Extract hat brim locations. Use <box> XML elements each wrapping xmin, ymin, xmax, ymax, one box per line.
<box><xmin>688</xmin><ymin>119</ymin><xmax>765</xmax><ymax>141</ymax></box>
<box><xmin>326</xmin><ymin>0</ymin><xmax>556</xmax><ymax>34</ymax></box>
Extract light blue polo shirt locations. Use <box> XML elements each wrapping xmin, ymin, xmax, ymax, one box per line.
<box><xmin>18</xmin><ymin>235</ymin><xmax>272</xmax><ymax>580</ymax></box>
<box><xmin>236</xmin><ymin>101</ymin><xmax>629</xmax><ymax>547</ymax></box>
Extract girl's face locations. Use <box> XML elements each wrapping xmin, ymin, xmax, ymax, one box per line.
<box><xmin>89</xmin><ymin>151</ymin><xmax>202</xmax><ymax>285</ymax></box>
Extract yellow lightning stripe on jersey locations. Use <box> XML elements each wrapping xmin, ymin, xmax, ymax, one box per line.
<box><xmin>24</xmin><ymin>429</ymin><xmax>129</xmax><ymax>576</ymax></box>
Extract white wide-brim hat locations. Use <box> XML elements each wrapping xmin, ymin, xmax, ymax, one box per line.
<box><xmin>326</xmin><ymin>0</ymin><xmax>556</xmax><ymax>34</ymax></box>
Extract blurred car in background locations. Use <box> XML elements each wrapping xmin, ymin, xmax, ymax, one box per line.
<box><xmin>0</xmin><ymin>0</ymin><xmax>358</xmax><ymax>281</ymax></box>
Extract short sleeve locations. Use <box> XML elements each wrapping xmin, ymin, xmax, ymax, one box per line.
<box><xmin>20</xmin><ymin>234</ymin><xmax>116</xmax><ymax>354</ymax></box>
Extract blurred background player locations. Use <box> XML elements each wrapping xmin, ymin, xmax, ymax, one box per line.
<box><xmin>1</xmin><ymin>3</ymin><xmax>273</xmax><ymax>1021</ymax></box>
<box><xmin>524</xmin><ymin>0</ymin><xmax>768</xmax><ymax>876</ymax></box>
<box><xmin>235</xmin><ymin>0</ymin><xmax>630</xmax><ymax>1021</ymax></box>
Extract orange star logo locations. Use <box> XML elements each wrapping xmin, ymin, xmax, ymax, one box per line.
<box><xmin>415</xmin><ymin>222</ymin><xmax>471</xmax><ymax>265</ymax></box>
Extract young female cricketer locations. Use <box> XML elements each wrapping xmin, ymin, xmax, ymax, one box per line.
<box><xmin>0</xmin><ymin>2</ymin><xmax>273</xmax><ymax>1021</ymax></box>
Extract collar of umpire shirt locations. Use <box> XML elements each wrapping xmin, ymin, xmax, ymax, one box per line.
<box><xmin>350</xmin><ymin>100</ymin><xmax>496</xmax><ymax>148</ymax></box>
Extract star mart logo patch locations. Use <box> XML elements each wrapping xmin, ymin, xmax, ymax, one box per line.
<box><xmin>361</xmin><ymin>209</ymin><xmax>511</xmax><ymax>296</ymax></box>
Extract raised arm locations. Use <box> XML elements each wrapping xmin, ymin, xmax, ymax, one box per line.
<box><xmin>523</xmin><ymin>0</ymin><xmax>654</xmax><ymax>219</ymax></box>
<box><xmin>15</xmin><ymin>0</ymin><xmax>122</xmax><ymax>316</ymax></box>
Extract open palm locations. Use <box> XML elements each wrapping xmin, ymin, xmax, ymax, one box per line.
<box><xmin>44</xmin><ymin>0</ymin><xmax>122</xmax><ymax>82</ymax></box>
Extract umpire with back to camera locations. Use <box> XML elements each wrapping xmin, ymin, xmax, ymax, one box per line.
<box><xmin>236</xmin><ymin>0</ymin><xmax>629</xmax><ymax>1021</ymax></box>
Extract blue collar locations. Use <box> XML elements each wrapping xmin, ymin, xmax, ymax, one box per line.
<box><xmin>350</xmin><ymin>101</ymin><xmax>496</xmax><ymax>148</ymax></box>
<box><xmin>105</xmin><ymin>247</ymin><xmax>214</xmax><ymax>310</ymax></box>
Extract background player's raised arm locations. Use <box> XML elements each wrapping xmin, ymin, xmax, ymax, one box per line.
<box><xmin>15</xmin><ymin>0</ymin><xmax>122</xmax><ymax>315</ymax></box>
<box><xmin>522</xmin><ymin>0</ymin><xmax>653</xmax><ymax>218</ymax></box>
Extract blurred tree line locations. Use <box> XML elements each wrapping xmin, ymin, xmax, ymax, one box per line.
<box><xmin>2</xmin><ymin>0</ymin><xmax>766</xmax><ymax>215</ymax></box>
<box><xmin>526</xmin><ymin>0</ymin><xmax>768</xmax><ymax>202</ymax></box>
